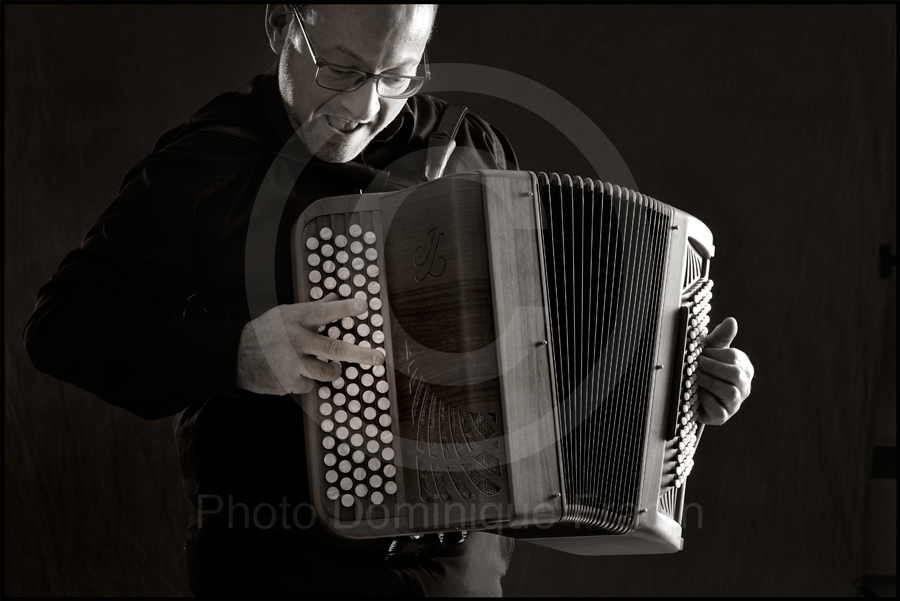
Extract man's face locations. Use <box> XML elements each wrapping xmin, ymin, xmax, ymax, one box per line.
<box><xmin>275</xmin><ymin>5</ymin><xmax>434</xmax><ymax>163</ymax></box>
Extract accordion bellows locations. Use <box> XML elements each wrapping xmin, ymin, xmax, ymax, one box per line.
<box><xmin>292</xmin><ymin>170</ymin><xmax>714</xmax><ymax>555</ymax></box>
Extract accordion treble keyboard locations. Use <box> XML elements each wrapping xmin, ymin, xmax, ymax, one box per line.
<box><xmin>292</xmin><ymin>170</ymin><xmax>715</xmax><ymax>555</ymax></box>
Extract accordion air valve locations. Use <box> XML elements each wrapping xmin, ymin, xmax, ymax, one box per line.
<box><xmin>291</xmin><ymin>170</ymin><xmax>714</xmax><ymax>555</ymax></box>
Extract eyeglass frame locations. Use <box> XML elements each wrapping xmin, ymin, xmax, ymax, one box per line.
<box><xmin>290</xmin><ymin>6</ymin><xmax>431</xmax><ymax>99</ymax></box>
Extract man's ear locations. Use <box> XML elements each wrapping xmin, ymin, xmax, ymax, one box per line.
<box><xmin>265</xmin><ymin>4</ymin><xmax>292</xmax><ymax>55</ymax></box>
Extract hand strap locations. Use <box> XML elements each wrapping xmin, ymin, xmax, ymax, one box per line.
<box><xmin>424</xmin><ymin>105</ymin><xmax>468</xmax><ymax>181</ymax></box>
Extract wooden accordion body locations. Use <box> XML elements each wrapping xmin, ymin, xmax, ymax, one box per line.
<box><xmin>291</xmin><ymin>170</ymin><xmax>714</xmax><ymax>555</ymax></box>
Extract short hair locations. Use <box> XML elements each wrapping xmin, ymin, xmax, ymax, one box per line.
<box><xmin>291</xmin><ymin>4</ymin><xmax>438</xmax><ymax>42</ymax></box>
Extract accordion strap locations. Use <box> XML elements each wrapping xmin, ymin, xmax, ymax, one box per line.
<box><xmin>424</xmin><ymin>105</ymin><xmax>468</xmax><ymax>181</ymax></box>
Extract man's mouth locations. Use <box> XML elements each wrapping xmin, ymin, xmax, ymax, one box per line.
<box><xmin>326</xmin><ymin>116</ymin><xmax>364</xmax><ymax>134</ymax></box>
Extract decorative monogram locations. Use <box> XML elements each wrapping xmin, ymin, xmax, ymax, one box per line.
<box><xmin>413</xmin><ymin>229</ymin><xmax>447</xmax><ymax>282</ymax></box>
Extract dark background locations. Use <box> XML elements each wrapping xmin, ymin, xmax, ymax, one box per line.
<box><xmin>4</xmin><ymin>4</ymin><xmax>895</xmax><ymax>597</ymax></box>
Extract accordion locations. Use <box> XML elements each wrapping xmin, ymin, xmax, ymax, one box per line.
<box><xmin>291</xmin><ymin>170</ymin><xmax>714</xmax><ymax>555</ymax></box>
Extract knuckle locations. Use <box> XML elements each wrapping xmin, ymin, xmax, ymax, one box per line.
<box><xmin>328</xmin><ymin>338</ymin><xmax>347</xmax><ymax>360</ymax></box>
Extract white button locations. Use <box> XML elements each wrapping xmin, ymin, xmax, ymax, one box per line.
<box><xmin>353</xmin><ymin>467</ymin><xmax>367</xmax><ymax>481</ymax></box>
<box><xmin>339</xmin><ymin>460</ymin><xmax>352</xmax><ymax>474</ymax></box>
<box><xmin>323</xmin><ymin>453</ymin><xmax>336</xmax><ymax>466</ymax></box>
<box><xmin>319</xmin><ymin>227</ymin><xmax>333</xmax><ymax>240</ymax></box>
<box><xmin>373</xmin><ymin>365</ymin><xmax>386</xmax><ymax>378</ymax></box>
<box><xmin>370</xmin><ymin>491</ymin><xmax>384</xmax><ymax>505</ymax></box>
<box><xmin>349</xmin><ymin>224</ymin><xmax>362</xmax><ymax>237</ymax></box>
<box><xmin>335</xmin><ymin>426</ymin><xmax>349</xmax><ymax>440</ymax></box>
<box><xmin>355</xmin><ymin>484</ymin><xmax>368</xmax><ymax>498</ymax></box>
<box><xmin>372</xmin><ymin>331</ymin><xmax>385</xmax><ymax>344</ymax></box>
<box><xmin>369</xmin><ymin>474</ymin><xmax>383</xmax><ymax>488</ymax></box>
<box><xmin>319</xmin><ymin>403</ymin><xmax>332</xmax><ymax>416</ymax></box>
<box><xmin>366</xmin><ymin>264</ymin><xmax>379</xmax><ymax>278</ymax></box>
<box><xmin>358</xmin><ymin>311</ymin><xmax>369</xmax><ymax>320</ymax></box>
<box><xmin>308</xmin><ymin>254</ymin><xmax>321</xmax><ymax>267</ymax></box>
<box><xmin>368</xmin><ymin>281</ymin><xmax>381</xmax><ymax>295</ymax></box>
<box><xmin>359</xmin><ymin>340</ymin><xmax>372</xmax><ymax>349</ymax></box>
<box><xmin>365</xmin><ymin>248</ymin><xmax>378</xmax><ymax>261</ymax></box>
<box><xmin>352</xmin><ymin>257</ymin><xmax>365</xmax><ymax>271</ymax></box>
<box><xmin>364</xmin><ymin>407</ymin><xmax>377</xmax><ymax>420</ymax></box>
<box><xmin>384</xmin><ymin>481</ymin><xmax>398</xmax><ymax>495</ymax></box>
<box><xmin>350</xmin><ymin>241</ymin><xmax>364</xmax><ymax>254</ymax></box>
<box><xmin>325</xmin><ymin>470</ymin><xmax>338</xmax><ymax>483</ymax></box>
<box><xmin>341</xmin><ymin>494</ymin><xmax>354</xmax><ymax>508</ymax></box>
<box><xmin>345</xmin><ymin>365</ymin><xmax>359</xmax><ymax>379</ymax></box>
<box><xmin>317</xmin><ymin>386</ymin><xmax>331</xmax><ymax>399</ymax></box>
<box><xmin>361</xmin><ymin>373</ymin><xmax>374</xmax><ymax>387</ymax></box>
<box><xmin>331</xmin><ymin>377</ymin><xmax>345</xmax><ymax>390</ymax></box>
<box><xmin>349</xmin><ymin>417</ymin><xmax>362</xmax><ymax>431</ymax></box>
<box><xmin>321</xmin><ymin>419</ymin><xmax>334</xmax><ymax>433</ymax></box>
<box><xmin>366</xmin><ymin>440</ymin><xmax>380</xmax><ymax>454</ymax></box>
<box><xmin>342</xmin><ymin>333</ymin><xmax>356</xmax><ymax>344</ymax></box>
<box><xmin>379</xmin><ymin>414</ymin><xmax>392</xmax><ymax>428</ymax></box>
<box><xmin>328</xmin><ymin>326</ymin><xmax>341</xmax><ymax>338</ymax></box>
<box><xmin>336</xmin><ymin>250</ymin><xmax>349</xmax><ymax>264</ymax></box>
<box><xmin>332</xmin><ymin>392</ymin><xmax>346</xmax><ymax>406</ymax></box>
<box><xmin>352</xmin><ymin>449</ymin><xmax>365</xmax><ymax>463</ymax></box>
<box><xmin>354</xmin><ymin>291</ymin><xmax>367</xmax><ymax>302</ymax></box>
<box><xmin>365</xmin><ymin>424</ymin><xmax>378</xmax><ymax>437</ymax></box>
<box><xmin>322</xmin><ymin>436</ymin><xmax>335</xmax><ymax>450</ymax></box>
<box><xmin>334</xmin><ymin>410</ymin><xmax>348</xmax><ymax>423</ymax></box>
<box><xmin>337</xmin><ymin>442</ymin><xmax>350</xmax><ymax>456</ymax></box>
<box><xmin>380</xmin><ymin>430</ymin><xmax>393</xmax><ymax>444</ymax></box>
<box><xmin>348</xmin><ymin>399</ymin><xmax>361</xmax><ymax>413</ymax></box>
<box><xmin>309</xmin><ymin>270</ymin><xmax>322</xmax><ymax>284</ymax></box>
<box><xmin>383</xmin><ymin>464</ymin><xmax>397</xmax><ymax>478</ymax></box>
<box><xmin>326</xmin><ymin>487</ymin><xmax>339</xmax><ymax>500</ymax></box>
<box><xmin>334</xmin><ymin>234</ymin><xmax>348</xmax><ymax>248</ymax></box>
<box><xmin>337</xmin><ymin>267</ymin><xmax>351</xmax><ymax>280</ymax></box>
<box><xmin>321</xmin><ymin>244</ymin><xmax>334</xmax><ymax>257</ymax></box>
<box><xmin>377</xmin><ymin>397</ymin><xmax>390</xmax><ymax>411</ymax></box>
<box><xmin>306</xmin><ymin>237</ymin><xmax>319</xmax><ymax>251</ymax></box>
<box><xmin>353</xmin><ymin>274</ymin><xmax>366</xmax><ymax>287</ymax></box>
<box><xmin>382</xmin><ymin>447</ymin><xmax>395</xmax><ymax>461</ymax></box>
<box><xmin>346</xmin><ymin>383</ymin><xmax>360</xmax><ymax>397</ymax></box>
<box><xmin>369</xmin><ymin>297</ymin><xmax>382</xmax><ymax>311</ymax></box>
<box><xmin>339</xmin><ymin>284</ymin><xmax>352</xmax><ymax>297</ymax></box>
<box><xmin>324</xmin><ymin>277</ymin><xmax>336</xmax><ymax>290</ymax></box>
<box><xmin>376</xmin><ymin>381</ymin><xmax>390</xmax><ymax>394</ymax></box>
<box><xmin>364</xmin><ymin>231</ymin><xmax>377</xmax><ymax>244</ymax></box>
<box><xmin>362</xmin><ymin>390</ymin><xmax>376</xmax><ymax>404</ymax></box>
<box><xmin>357</xmin><ymin>324</ymin><xmax>371</xmax><ymax>338</ymax></box>
<box><xmin>368</xmin><ymin>457</ymin><xmax>382</xmax><ymax>471</ymax></box>
<box><xmin>310</xmin><ymin>287</ymin><xmax>323</xmax><ymax>300</ymax></box>
<box><xmin>322</xmin><ymin>260</ymin><xmax>336</xmax><ymax>274</ymax></box>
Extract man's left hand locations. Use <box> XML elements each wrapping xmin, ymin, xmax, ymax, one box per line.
<box><xmin>695</xmin><ymin>317</ymin><xmax>754</xmax><ymax>425</ymax></box>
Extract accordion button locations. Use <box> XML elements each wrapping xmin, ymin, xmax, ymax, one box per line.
<box><xmin>332</xmin><ymin>393</ymin><xmax>346</xmax><ymax>407</ymax></box>
<box><xmin>331</xmin><ymin>377</ymin><xmax>345</xmax><ymax>391</ymax></box>
<box><xmin>346</xmin><ymin>384</ymin><xmax>360</xmax><ymax>397</ymax></box>
<box><xmin>321</xmin><ymin>244</ymin><xmax>334</xmax><ymax>258</ymax></box>
<box><xmin>349</xmin><ymin>224</ymin><xmax>362</xmax><ymax>238</ymax></box>
<box><xmin>334</xmin><ymin>409</ymin><xmax>348</xmax><ymax>423</ymax></box>
<box><xmin>323</xmin><ymin>261</ymin><xmax>336</xmax><ymax>274</ymax></box>
<box><xmin>306</xmin><ymin>236</ymin><xmax>319</xmax><ymax>251</ymax></box>
<box><xmin>337</xmin><ymin>267</ymin><xmax>350</xmax><ymax>281</ymax></box>
<box><xmin>319</xmin><ymin>227</ymin><xmax>333</xmax><ymax>240</ymax></box>
<box><xmin>309</xmin><ymin>270</ymin><xmax>322</xmax><ymax>284</ymax></box>
<box><xmin>324</xmin><ymin>277</ymin><xmax>336</xmax><ymax>290</ymax></box>
<box><xmin>319</xmin><ymin>403</ymin><xmax>333</xmax><ymax>416</ymax></box>
<box><xmin>337</xmin><ymin>443</ymin><xmax>350</xmax><ymax>457</ymax></box>
<box><xmin>353</xmin><ymin>274</ymin><xmax>366</xmax><ymax>287</ymax></box>
<box><xmin>339</xmin><ymin>460</ymin><xmax>352</xmax><ymax>474</ymax></box>
<box><xmin>326</xmin><ymin>487</ymin><xmax>339</xmax><ymax>500</ymax></box>
<box><xmin>323</xmin><ymin>453</ymin><xmax>336</xmax><ymax>467</ymax></box>
<box><xmin>382</xmin><ymin>447</ymin><xmax>395</xmax><ymax>461</ymax></box>
<box><xmin>369</xmin><ymin>474</ymin><xmax>383</xmax><ymax>489</ymax></box>
<box><xmin>321</xmin><ymin>419</ymin><xmax>334</xmax><ymax>433</ymax></box>
<box><xmin>384</xmin><ymin>481</ymin><xmax>398</xmax><ymax>495</ymax></box>
<box><xmin>376</xmin><ymin>347</ymin><xmax>385</xmax><ymax>357</ymax></box>
<box><xmin>341</xmin><ymin>317</ymin><xmax>355</xmax><ymax>331</ymax></box>
<box><xmin>362</xmin><ymin>391</ymin><xmax>376</xmax><ymax>404</ymax></box>
<box><xmin>361</xmin><ymin>373</ymin><xmax>374</xmax><ymax>388</ymax></box>
<box><xmin>357</xmin><ymin>324</ymin><xmax>371</xmax><ymax>338</ymax></box>
<box><xmin>318</xmin><ymin>387</ymin><xmax>331</xmax><ymax>400</ymax></box>
<box><xmin>373</xmin><ymin>364</ymin><xmax>386</xmax><ymax>378</ymax></box>
<box><xmin>365</xmin><ymin>248</ymin><xmax>378</xmax><ymax>261</ymax></box>
<box><xmin>327</xmin><ymin>326</ymin><xmax>341</xmax><ymax>339</ymax></box>
<box><xmin>370</xmin><ymin>491</ymin><xmax>384</xmax><ymax>505</ymax></box>
<box><xmin>352</xmin><ymin>447</ymin><xmax>365</xmax><ymax>462</ymax></box>
<box><xmin>377</xmin><ymin>397</ymin><xmax>390</xmax><ymax>411</ymax></box>
<box><xmin>369</xmin><ymin>298</ymin><xmax>383</xmax><ymax>311</ymax></box>
<box><xmin>383</xmin><ymin>464</ymin><xmax>397</xmax><ymax>478</ymax></box>
<box><xmin>336</xmin><ymin>251</ymin><xmax>349</xmax><ymax>264</ymax></box>
<box><xmin>310</xmin><ymin>287</ymin><xmax>323</xmax><ymax>300</ymax></box>
<box><xmin>355</xmin><ymin>484</ymin><xmax>368</xmax><ymax>498</ymax></box>
<box><xmin>325</xmin><ymin>470</ymin><xmax>338</xmax><ymax>484</ymax></box>
<box><xmin>379</xmin><ymin>414</ymin><xmax>392</xmax><ymax>428</ymax></box>
<box><xmin>358</xmin><ymin>340</ymin><xmax>372</xmax><ymax>349</ymax></box>
<box><xmin>336</xmin><ymin>427</ymin><xmax>349</xmax><ymax>441</ymax></box>
<box><xmin>364</xmin><ymin>407</ymin><xmax>377</xmax><ymax>420</ymax></box>
<box><xmin>368</xmin><ymin>457</ymin><xmax>382</xmax><ymax>472</ymax></box>
<box><xmin>334</xmin><ymin>234</ymin><xmax>348</xmax><ymax>248</ymax></box>
<box><xmin>376</xmin><ymin>381</ymin><xmax>390</xmax><ymax>394</ymax></box>
<box><xmin>380</xmin><ymin>430</ymin><xmax>393</xmax><ymax>444</ymax></box>
<box><xmin>366</xmin><ymin>440</ymin><xmax>379</xmax><ymax>454</ymax></box>
<box><xmin>341</xmin><ymin>494</ymin><xmax>354</xmax><ymax>508</ymax></box>
<box><xmin>365</xmin><ymin>424</ymin><xmax>378</xmax><ymax>437</ymax></box>
<box><xmin>322</xmin><ymin>436</ymin><xmax>335</xmax><ymax>450</ymax></box>
<box><xmin>353</xmin><ymin>467</ymin><xmax>366</xmax><ymax>481</ymax></box>
<box><xmin>350</xmin><ymin>420</ymin><xmax>363</xmax><ymax>434</ymax></box>
<box><xmin>364</xmin><ymin>231</ymin><xmax>376</xmax><ymax>245</ymax></box>
<box><xmin>339</xmin><ymin>284</ymin><xmax>352</xmax><ymax>297</ymax></box>
<box><xmin>348</xmin><ymin>399</ymin><xmax>361</xmax><ymax>413</ymax></box>
<box><xmin>367</xmin><ymin>282</ymin><xmax>381</xmax><ymax>295</ymax></box>
<box><xmin>366</xmin><ymin>265</ymin><xmax>379</xmax><ymax>278</ymax></box>
<box><xmin>344</xmin><ymin>364</ymin><xmax>358</xmax><ymax>379</ymax></box>
<box><xmin>308</xmin><ymin>254</ymin><xmax>321</xmax><ymax>267</ymax></box>
<box><xmin>372</xmin><ymin>331</ymin><xmax>385</xmax><ymax>344</ymax></box>
<box><xmin>351</xmin><ymin>257</ymin><xmax>365</xmax><ymax>271</ymax></box>
<box><xmin>370</xmin><ymin>313</ymin><xmax>384</xmax><ymax>328</ymax></box>
<box><xmin>350</xmin><ymin>241</ymin><xmax>364</xmax><ymax>255</ymax></box>
<box><xmin>354</xmin><ymin>291</ymin><xmax>368</xmax><ymax>302</ymax></box>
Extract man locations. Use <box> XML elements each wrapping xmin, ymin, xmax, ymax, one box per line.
<box><xmin>24</xmin><ymin>4</ymin><xmax>753</xmax><ymax>597</ymax></box>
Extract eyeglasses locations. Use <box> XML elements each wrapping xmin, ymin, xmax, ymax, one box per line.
<box><xmin>290</xmin><ymin>7</ymin><xmax>430</xmax><ymax>99</ymax></box>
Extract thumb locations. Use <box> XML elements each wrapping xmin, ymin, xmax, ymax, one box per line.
<box><xmin>705</xmin><ymin>317</ymin><xmax>738</xmax><ymax>349</ymax></box>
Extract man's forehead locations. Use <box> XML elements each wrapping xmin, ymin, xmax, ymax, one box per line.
<box><xmin>306</xmin><ymin>4</ymin><xmax>435</xmax><ymax>47</ymax></box>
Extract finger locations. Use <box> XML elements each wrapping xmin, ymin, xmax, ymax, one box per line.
<box><xmin>320</xmin><ymin>292</ymin><xmax>339</xmax><ymax>302</ymax></box>
<box><xmin>298</xmin><ymin>356</ymin><xmax>342</xmax><ymax>383</ymax></box>
<box><xmin>700</xmin><ymin>348</ymin><xmax>755</xmax><ymax>380</ymax></box>
<box><xmin>696</xmin><ymin>390</ymin><xmax>729</xmax><ymax>425</ymax></box>
<box><xmin>294</xmin><ymin>298</ymin><xmax>368</xmax><ymax>328</ymax></box>
<box><xmin>697</xmin><ymin>354</ymin><xmax>744</xmax><ymax>384</ymax></box>
<box><xmin>695</xmin><ymin>370</ymin><xmax>742</xmax><ymax>415</ymax></box>
<box><xmin>302</xmin><ymin>330</ymin><xmax>385</xmax><ymax>366</ymax></box>
<box><xmin>704</xmin><ymin>317</ymin><xmax>738</xmax><ymax>349</ymax></box>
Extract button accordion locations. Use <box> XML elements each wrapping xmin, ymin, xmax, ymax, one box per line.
<box><xmin>291</xmin><ymin>170</ymin><xmax>715</xmax><ymax>555</ymax></box>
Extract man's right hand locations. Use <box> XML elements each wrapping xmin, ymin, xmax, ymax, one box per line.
<box><xmin>235</xmin><ymin>295</ymin><xmax>384</xmax><ymax>396</ymax></box>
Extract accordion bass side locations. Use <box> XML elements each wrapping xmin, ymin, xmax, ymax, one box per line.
<box><xmin>290</xmin><ymin>170</ymin><xmax>715</xmax><ymax>555</ymax></box>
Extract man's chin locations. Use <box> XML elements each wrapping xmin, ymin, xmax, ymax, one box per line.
<box><xmin>305</xmin><ymin>127</ymin><xmax>372</xmax><ymax>164</ymax></box>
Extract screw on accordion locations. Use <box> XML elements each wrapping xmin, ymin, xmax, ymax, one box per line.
<box><xmin>291</xmin><ymin>170</ymin><xmax>715</xmax><ymax>555</ymax></box>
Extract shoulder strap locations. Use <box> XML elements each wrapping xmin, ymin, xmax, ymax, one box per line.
<box><xmin>424</xmin><ymin>105</ymin><xmax>468</xmax><ymax>181</ymax></box>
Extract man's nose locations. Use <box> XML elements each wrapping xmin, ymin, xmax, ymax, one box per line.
<box><xmin>340</xmin><ymin>78</ymin><xmax>380</xmax><ymax>123</ymax></box>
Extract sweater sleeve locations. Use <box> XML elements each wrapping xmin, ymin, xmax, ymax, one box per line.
<box><xmin>24</xmin><ymin>149</ymin><xmax>249</xmax><ymax>420</ymax></box>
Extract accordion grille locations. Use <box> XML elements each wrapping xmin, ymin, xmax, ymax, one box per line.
<box><xmin>537</xmin><ymin>173</ymin><xmax>672</xmax><ymax>531</ymax></box>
